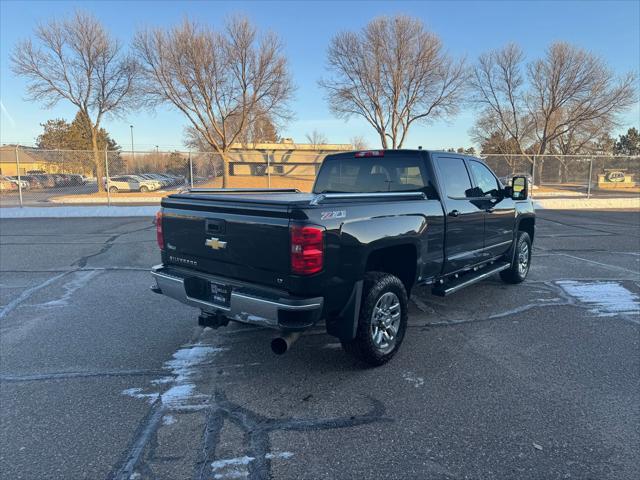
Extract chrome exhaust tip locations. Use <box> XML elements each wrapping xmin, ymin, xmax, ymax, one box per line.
<box><xmin>271</xmin><ymin>332</ymin><xmax>301</xmax><ymax>355</ymax></box>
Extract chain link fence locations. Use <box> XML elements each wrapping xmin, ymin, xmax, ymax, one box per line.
<box><xmin>1</xmin><ymin>146</ymin><xmax>638</xmax><ymax>207</ymax></box>
<box><xmin>483</xmin><ymin>154</ymin><xmax>640</xmax><ymax>198</ymax></box>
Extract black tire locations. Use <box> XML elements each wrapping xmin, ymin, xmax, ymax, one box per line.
<box><xmin>109</xmin><ymin>186</ymin><xmax>118</xmax><ymax>193</ymax></box>
<box><xmin>500</xmin><ymin>231</ymin><xmax>532</xmax><ymax>284</ymax></box>
<box><xmin>341</xmin><ymin>272</ymin><xmax>408</xmax><ymax>367</ymax></box>
<box><xmin>139</xmin><ymin>185</ymin><xmax>149</xmax><ymax>193</ymax></box>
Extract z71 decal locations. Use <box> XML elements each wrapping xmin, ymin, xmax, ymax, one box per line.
<box><xmin>320</xmin><ymin>210</ymin><xmax>347</xmax><ymax>220</ymax></box>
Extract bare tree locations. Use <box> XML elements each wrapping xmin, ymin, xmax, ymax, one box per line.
<box><xmin>134</xmin><ymin>17</ymin><xmax>294</xmax><ymax>187</ymax></box>
<box><xmin>11</xmin><ymin>11</ymin><xmax>137</xmax><ymax>191</ymax></box>
<box><xmin>471</xmin><ymin>42</ymin><xmax>637</xmax><ymax>159</ymax></box>
<box><xmin>320</xmin><ymin>15</ymin><xmax>468</xmax><ymax>149</ymax></box>
<box><xmin>350</xmin><ymin>135</ymin><xmax>368</xmax><ymax>150</ymax></box>
<box><xmin>305</xmin><ymin>129</ymin><xmax>328</xmax><ymax>147</ymax></box>
<box><xmin>471</xmin><ymin>44</ymin><xmax>533</xmax><ymax>157</ymax></box>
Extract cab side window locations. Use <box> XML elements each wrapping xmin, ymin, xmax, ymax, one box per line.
<box><xmin>468</xmin><ymin>161</ymin><xmax>500</xmax><ymax>197</ymax></box>
<box><xmin>435</xmin><ymin>157</ymin><xmax>472</xmax><ymax>198</ymax></box>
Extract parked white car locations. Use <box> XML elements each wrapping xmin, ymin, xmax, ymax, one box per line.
<box><xmin>105</xmin><ymin>175</ymin><xmax>162</xmax><ymax>193</ymax></box>
<box><xmin>1</xmin><ymin>175</ymin><xmax>29</xmax><ymax>190</ymax></box>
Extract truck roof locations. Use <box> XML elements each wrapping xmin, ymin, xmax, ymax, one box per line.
<box><xmin>325</xmin><ymin>149</ymin><xmax>483</xmax><ymax>161</ymax></box>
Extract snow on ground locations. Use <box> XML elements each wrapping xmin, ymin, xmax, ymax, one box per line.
<box><xmin>211</xmin><ymin>452</ymin><xmax>295</xmax><ymax>479</ymax></box>
<box><xmin>0</xmin><ymin>206</ymin><xmax>159</xmax><ymax>218</ymax></box>
<box><xmin>122</xmin><ymin>343</ymin><xmax>225</xmax><ymax>407</ymax></box>
<box><xmin>534</xmin><ymin>197</ymin><xmax>640</xmax><ymax>210</ymax></box>
<box><xmin>557</xmin><ymin>281</ymin><xmax>640</xmax><ymax>317</ymax></box>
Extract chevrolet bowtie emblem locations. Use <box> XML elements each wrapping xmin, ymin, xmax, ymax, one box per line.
<box><xmin>205</xmin><ymin>237</ymin><xmax>227</xmax><ymax>250</ymax></box>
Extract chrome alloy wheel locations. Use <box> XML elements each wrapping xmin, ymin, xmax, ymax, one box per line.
<box><xmin>518</xmin><ymin>241</ymin><xmax>530</xmax><ymax>276</ymax></box>
<box><xmin>370</xmin><ymin>292</ymin><xmax>401</xmax><ymax>353</ymax></box>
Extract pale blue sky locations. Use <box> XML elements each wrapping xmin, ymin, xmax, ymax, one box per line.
<box><xmin>1</xmin><ymin>0</ymin><xmax>639</xmax><ymax>151</ymax></box>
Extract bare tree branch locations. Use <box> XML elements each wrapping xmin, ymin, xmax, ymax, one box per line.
<box><xmin>134</xmin><ymin>17</ymin><xmax>294</xmax><ymax>187</ymax></box>
<box><xmin>305</xmin><ymin>129</ymin><xmax>328</xmax><ymax>148</ymax></box>
<box><xmin>11</xmin><ymin>10</ymin><xmax>138</xmax><ymax>190</ymax></box>
<box><xmin>319</xmin><ymin>15</ymin><xmax>468</xmax><ymax>149</ymax></box>
<box><xmin>471</xmin><ymin>41</ymin><xmax>638</xmax><ymax>160</ymax></box>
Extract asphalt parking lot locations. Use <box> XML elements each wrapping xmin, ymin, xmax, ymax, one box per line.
<box><xmin>0</xmin><ymin>209</ymin><xmax>638</xmax><ymax>480</ymax></box>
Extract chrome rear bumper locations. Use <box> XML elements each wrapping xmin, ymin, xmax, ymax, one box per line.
<box><xmin>151</xmin><ymin>264</ymin><xmax>323</xmax><ymax>329</ymax></box>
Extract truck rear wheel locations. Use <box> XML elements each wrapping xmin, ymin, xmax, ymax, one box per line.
<box><xmin>500</xmin><ymin>231</ymin><xmax>532</xmax><ymax>284</ymax></box>
<box><xmin>341</xmin><ymin>272</ymin><xmax>408</xmax><ymax>366</ymax></box>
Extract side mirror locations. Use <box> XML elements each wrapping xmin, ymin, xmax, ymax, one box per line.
<box><xmin>511</xmin><ymin>176</ymin><xmax>528</xmax><ymax>200</ymax></box>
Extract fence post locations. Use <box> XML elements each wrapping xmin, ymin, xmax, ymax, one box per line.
<box><xmin>267</xmin><ymin>152</ymin><xmax>271</xmax><ymax>188</ymax></box>
<box><xmin>587</xmin><ymin>158</ymin><xmax>593</xmax><ymax>199</ymax></box>
<box><xmin>14</xmin><ymin>147</ymin><xmax>23</xmax><ymax>208</ymax></box>
<box><xmin>531</xmin><ymin>155</ymin><xmax>536</xmax><ymax>194</ymax></box>
<box><xmin>104</xmin><ymin>148</ymin><xmax>111</xmax><ymax>207</ymax></box>
<box><xmin>189</xmin><ymin>151</ymin><xmax>194</xmax><ymax>189</ymax></box>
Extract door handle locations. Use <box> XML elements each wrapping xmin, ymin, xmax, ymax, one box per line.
<box><xmin>486</xmin><ymin>207</ymin><xmax>495</xmax><ymax>213</ymax></box>
<box><xmin>449</xmin><ymin>210</ymin><xmax>460</xmax><ymax>217</ymax></box>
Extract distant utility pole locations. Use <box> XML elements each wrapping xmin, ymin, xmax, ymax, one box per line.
<box><xmin>155</xmin><ymin>145</ymin><xmax>159</xmax><ymax>153</ymax></box>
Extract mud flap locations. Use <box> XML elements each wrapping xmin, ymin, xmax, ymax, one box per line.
<box><xmin>326</xmin><ymin>280</ymin><xmax>363</xmax><ymax>341</ymax></box>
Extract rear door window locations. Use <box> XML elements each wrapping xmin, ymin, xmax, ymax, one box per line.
<box><xmin>434</xmin><ymin>157</ymin><xmax>473</xmax><ymax>198</ymax></box>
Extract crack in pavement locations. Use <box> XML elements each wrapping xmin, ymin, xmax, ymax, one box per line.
<box><xmin>0</xmin><ymin>362</ymin><xmax>261</xmax><ymax>384</ymax></box>
<box><xmin>192</xmin><ymin>392</ymin><xmax>391</xmax><ymax>480</ymax></box>
<box><xmin>72</xmin><ymin>224</ymin><xmax>153</xmax><ymax>268</ymax></box>
<box><xmin>0</xmin><ymin>223</ymin><xmax>153</xmax><ymax>323</ymax></box>
<box><xmin>0</xmin><ymin>369</ymin><xmax>166</xmax><ymax>383</ymax></box>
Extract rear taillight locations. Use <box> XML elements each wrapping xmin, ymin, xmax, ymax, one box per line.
<box><xmin>290</xmin><ymin>225</ymin><xmax>324</xmax><ymax>275</ymax></box>
<box><xmin>155</xmin><ymin>211</ymin><xmax>164</xmax><ymax>250</ymax></box>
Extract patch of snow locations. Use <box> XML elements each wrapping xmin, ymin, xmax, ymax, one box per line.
<box><xmin>211</xmin><ymin>452</ymin><xmax>294</xmax><ymax>478</ymax></box>
<box><xmin>0</xmin><ymin>206</ymin><xmax>159</xmax><ymax>218</ymax></box>
<box><xmin>162</xmin><ymin>415</ymin><xmax>176</xmax><ymax>426</ymax></box>
<box><xmin>214</xmin><ymin>472</ymin><xmax>248</xmax><ymax>479</ymax></box>
<box><xmin>534</xmin><ymin>197</ymin><xmax>640</xmax><ymax>210</ymax></box>
<box><xmin>557</xmin><ymin>280</ymin><xmax>640</xmax><ymax>317</ymax></box>
<box><xmin>165</xmin><ymin>345</ymin><xmax>222</xmax><ymax>383</ymax></box>
<box><xmin>150</xmin><ymin>376</ymin><xmax>174</xmax><ymax>385</ymax></box>
<box><xmin>160</xmin><ymin>384</ymin><xmax>196</xmax><ymax>406</ymax></box>
<box><xmin>120</xmin><ymin>388</ymin><xmax>159</xmax><ymax>404</ymax></box>
<box><xmin>265</xmin><ymin>451</ymin><xmax>294</xmax><ymax>460</ymax></box>
<box><xmin>402</xmin><ymin>372</ymin><xmax>425</xmax><ymax>388</ymax></box>
<box><xmin>31</xmin><ymin>270</ymin><xmax>99</xmax><ymax>308</ymax></box>
<box><xmin>211</xmin><ymin>456</ymin><xmax>255</xmax><ymax>470</ymax></box>
<box><xmin>121</xmin><ymin>343</ymin><xmax>225</xmax><ymax>407</ymax></box>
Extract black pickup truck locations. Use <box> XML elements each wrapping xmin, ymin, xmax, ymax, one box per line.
<box><xmin>151</xmin><ymin>150</ymin><xmax>535</xmax><ymax>365</ymax></box>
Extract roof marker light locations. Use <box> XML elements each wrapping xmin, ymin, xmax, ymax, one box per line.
<box><xmin>355</xmin><ymin>150</ymin><xmax>385</xmax><ymax>158</ymax></box>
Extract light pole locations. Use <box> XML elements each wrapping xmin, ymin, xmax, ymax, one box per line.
<box><xmin>130</xmin><ymin>125</ymin><xmax>134</xmax><ymax>163</ymax></box>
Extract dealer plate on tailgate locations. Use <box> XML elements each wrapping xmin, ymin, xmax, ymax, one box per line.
<box><xmin>210</xmin><ymin>282</ymin><xmax>232</xmax><ymax>307</ymax></box>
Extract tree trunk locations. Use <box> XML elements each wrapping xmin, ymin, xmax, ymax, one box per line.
<box><xmin>92</xmin><ymin>127</ymin><xmax>105</xmax><ymax>193</ymax></box>
<box><xmin>220</xmin><ymin>151</ymin><xmax>229</xmax><ymax>188</ymax></box>
<box><xmin>379</xmin><ymin>131</ymin><xmax>388</xmax><ymax>149</ymax></box>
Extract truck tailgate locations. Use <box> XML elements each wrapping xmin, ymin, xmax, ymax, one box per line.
<box><xmin>161</xmin><ymin>194</ymin><xmax>303</xmax><ymax>278</ymax></box>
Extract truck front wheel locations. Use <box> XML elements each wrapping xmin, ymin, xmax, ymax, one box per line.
<box><xmin>341</xmin><ymin>272</ymin><xmax>408</xmax><ymax>367</ymax></box>
<box><xmin>500</xmin><ymin>231</ymin><xmax>532</xmax><ymax>284</ymax></box>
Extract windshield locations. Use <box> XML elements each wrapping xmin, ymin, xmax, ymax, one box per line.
<box><xmin>313</xmin><ymin>155</ymin><xmax>428</xmax><ymax>194</ymax></box>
